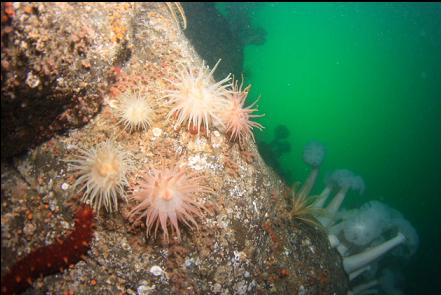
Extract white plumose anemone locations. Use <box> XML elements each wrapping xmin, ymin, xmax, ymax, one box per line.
<box><xmin>343</xmin><ymin>201</ymin><xmax>391</xmax><ymax>246</ymax></box>
<box><xmin>299</xmin><ymin>141</ymin><xmax>325</xmax><ymax>197</ymax></box>
<box><xmin>165</xmin><ymin>60</ymin><xmax>231</xmax><ymax>134</ymax></box>
<box><xmin>326</xmin><ymin>170</ymin><xmax>364</xmax><ymax>216</ymax></box>
<box><xmin>343</xmin><ymin>232</ymin><xmax>406</xmax><ymax>273</ymax></box>
<box><xmin>318</xmin><ymin>170</ymin><xmax>365</xmax><ymax>227</ymax></box>
<box><xmin>343</xmin><ymin>217</ymin><xmax>418</xmax><ymax>273</ymax></box>
<box><xmin>70</xmin><ymin>141</ymin><xmax>132</xmax><ymax>213</ymax></box>
<box><xmin>313</xmin><ymin>169</ymin><xmax>346</xmax><ymax>209</ymax></box>
<box><xmin>303</xmin><ymin>141</ymin><xmax>325</xmax><ymax>168</ymax></box>
<box><xmin>115</xmin><ymin>90</ymin><xmax>154</xmax><ymax>132</ymax></box>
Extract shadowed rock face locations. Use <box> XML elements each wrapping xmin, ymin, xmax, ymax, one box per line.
<box><xmin>182</xmin><ymin>3</ymin><xmax>244</xmax><ymax>81</ymax></box>
<box><xmin>223</xmin><ymin>3</ymin><xmax>267</xmax><ymax>47</ymax></box>
<box><xmin>1</xmin><ymin>2</ymin><xmax>132</xmax><ymax>159</ymax></box>
<box><xmin>1</xmin><ymin>3</ymin><xmax>348</xmax><ymax>294</ymax></box>
<box><xmin>258</xmin><ymin>125</ymin><xmax>294</xmax><ymax>184</ymax></box>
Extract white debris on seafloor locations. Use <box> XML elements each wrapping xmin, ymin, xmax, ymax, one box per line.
<box><xmin>25</xmin><ymin>72</ymin><xmax>41</xmax><ymax>88</ymax></box>
<box><xmin>108</xmin><ymin>99</ymin><xmax>118</xmax><ymax>108</ymax></box>
<box><xmin>213</xmin><ymin>283</ymin><xmax>222</xmax><ymax>293</ymax></box>
<box><xmin>187</xmin><ymin>136</ymin><xmax>209</xmax><ymax>152</ymax></box>
<box><xmin>229</xmin><ymin>184</ymin><xmax>246</xmax><ymax>198</ymax></box>
<box><xmin>234</xmin><ymin>280</ymin><xmax>248</xmax><ymax>295</ymax></box>
<box><xmin>137</xmin><ymin>283</ymin><xmax>156</xmax><ymax>295</ymax></box>
<box><xmin>149</xmin><ymin>265</ymin><xmax>163</xmax><ymax>276</ymax></box>
<box><xmin>184</xmin><ymin>257</ymin><xmax>196</xmax><ymax>269</ymax></box>
<box><xmin>211</xmin><ymin>130</ymin><xmax>223</xmax><ymax>149</ymax></box>
<box><xmin>151</xmin><ymin>127</ymin><xmax>162</xmax><ymax>138</ymax></box>
<box><xmin>252</xmin><ymin>200</ymin><xmax>259</xmax><ymax>214</ymax></box>
<box><xmin>188</xmin><ymin>154</ymin><xmax>207</xmax><ymax>171</ymax></box>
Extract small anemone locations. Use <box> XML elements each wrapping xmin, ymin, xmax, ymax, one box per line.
<box><xmin>299</xmin><ymin>141</ymin><xmax>325</xmax><ymax>198</ymax></box>
<box><xmin>351</xmin><ymin>175</ymin><xmax>366</xmax><ymax>195</ymax></box>
<box><xmin>223</xmin><ymin>78</ymin><xmax>264</xmax><ymax>145</ymax></box>
<box><xmin>331</xmin><ymin>169</ymin><xmax>355</xmax><ymax>189</ymax></box>
<box><xmin>165</xmin><ymin>59</ymin><xmax>231</xmax><ymax>134</ymax></box>
<box><xmin>128</xmin><ymin>164</ymin><xmax>212</xmax><ymax>242</ymax></box>
<box><xmin>114</xmin><ymin>89</ymin><xmax>154</xmax><ymax>132</ymax></box>
<box><xmin>303</xmin><ymin>141</ymin><xmax>325</xmax><ymax>167</ymax></box>
<box><xmin>69</xmin><ymin>141</ymin><xmax>132</xmax><ymax>213</ymax></box>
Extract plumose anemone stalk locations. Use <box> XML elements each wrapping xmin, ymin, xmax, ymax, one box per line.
<box><xmin>348</xmin><ymin>279</ymin><xmax>379</xmax><ymax>295</ymax></box>
<box><xmin>325</xmin><ymin>170</ymin><xmax>354</xmax><ymax>215</ymax></box>
<box><xmin>349</xmin><ymin>265</ymin><xmax>371</xmax><ymax>281</ymax></box>
<box><xmin>313</xmin><ymin>185</ymin><xmax>333</xmax><ymax>208</ymax></box>
<box><xmin>343</xmin><ymin>232</ymin><xmax>405</xmax><ymax>273</ymax></box>
<box><xmin>299</xmin><ymin>141</ymin><xmax>325</xmax><ymax>198</ymax></box>
<box><xmin>322</xmin><ymin>170</ymin><xmax>364</xmax><ymax>226</ymax></box>
<box><xmin>313</xmin><ymin>169</ymin><xmax>345</xmax><ymax>209</ymax></box>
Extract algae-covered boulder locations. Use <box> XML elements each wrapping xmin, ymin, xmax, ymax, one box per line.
<box><xmin>1</xmin><ymin>3</ymin><xmax>348</xmax><ymax>294</ymax></box>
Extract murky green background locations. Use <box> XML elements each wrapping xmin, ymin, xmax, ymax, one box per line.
<box><xmin>219</xmin><ymin>2</ymin><xmax>441</xmax><ymax>293</ymax></box>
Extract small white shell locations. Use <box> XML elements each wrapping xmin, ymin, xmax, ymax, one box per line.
<box><xmin>152</xmin><ymin>127</ymin><xmax>162</xmax><ymax>137</ymax></box>
<box><xmin>149</xmin><ymin>265</ymin><xmax>163</xmax><ymax>276</ymax></box>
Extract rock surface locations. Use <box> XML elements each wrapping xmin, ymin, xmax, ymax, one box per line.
<box><xmin>1</xmin><ymin>2</ymin><xmax>132</xmax><ymax>158</ymax></box>
<box><xmin>1</xmin><ymin>3</ymin><xmax>348</xmax><ymax>294</ymax></box>
<box><xmin>182</xmin><ymin>3</ymin><xmax>244</xmax><ymax>81</ymax></box>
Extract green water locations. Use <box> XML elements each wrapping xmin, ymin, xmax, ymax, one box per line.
<box><xmin>220</xmin><ymin>2</ymin><xmax>441</xmax><ymax>293</ymax></box>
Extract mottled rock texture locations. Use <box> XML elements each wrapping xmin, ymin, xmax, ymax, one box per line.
<box><xmin>1</xmin><ymin>3</ymin><xmax>348</xmax><ymax>294</ymax></box>
<box><xmin>182</xmin><ymin>3</ymin><xmax>244</xmax><ymax>81</ymax></box>
<box><xmin>1</xmin><ymin>2</ymin><xmax>132</xmax><ymax>158</ymax></box>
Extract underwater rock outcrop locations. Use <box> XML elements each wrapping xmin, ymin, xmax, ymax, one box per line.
<box><xmin>182</xmin><ymin>3</ymin><xmax>244</xmax><ymax>81</ymax></box>
<box><xmin>0</xmin><ymin>2</ymin><xmax>135</xmax><ymax>159</ymax></box>
<box><xmin>258</xmin><ymin>125</ymin><xmax>294</xmax><ymax>184</ymax></box>
<box><xmin>1</xmin><ymin>3</ymin><xmax>348</xmax><ymax>294</ymax></box>
<box><xmin>223</xmin><ymin>3</ymin><xmax>268</xmax><ymax>47</ymax></box>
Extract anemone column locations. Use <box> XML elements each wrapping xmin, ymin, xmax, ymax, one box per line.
<box><xmin>348</xmin><ymin>279</ymin><xmax>379</xmax><ymax>295</ymax></box>
<box><xmin>299</xmin><ymin>141</ymin><xmax>325</xmax><ymax>197</ymax></box>
<box><xmin>343</xmin><ymin>232</ymin><xmax>405</xmax><ymax>273</ymax></box>
<box><xmin>313</xmin><ymin>186</ymin><xmax>333</xmax><ymax>208</ymax></box>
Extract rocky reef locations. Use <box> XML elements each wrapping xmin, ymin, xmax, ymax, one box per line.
<box><xmin>1</xmin><ymin>3</ymin><xmax>348</xmax><ymax>294</ymax></box>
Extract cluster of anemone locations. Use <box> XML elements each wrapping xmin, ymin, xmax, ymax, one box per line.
<box><xmin>69</xmin><ymin>59</ymin><xmax>264</xmax><ymax>242</ymax></box>
<box><xmin>66</xmin><ymin>53</ymin><xmax>417</xmax><ymax>292</ymax></box>
<box><xmin>298</xmin><ymin>141</ymin><xmax>325</xmax><ymax>198</ymax></box>
<box><xmin>330</xmin><ymin>202</ymin><xmax>418</xmax><ymax>295</ymax></box>
<box><xmin>165</xmin><ymin>60</ymin><xmax>264</xmax><ymax>143</ymax></box>
<box><xmin>70</xmin><ymin>138</ymin><xmax>213</xmax><ymax>242</ymax></box>
<box><xmin>292</xmin><ymin>141</ymin><xmax>418</xmax><ymax>294</ymax></box>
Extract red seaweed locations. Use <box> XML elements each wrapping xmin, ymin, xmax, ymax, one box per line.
<box><xmin>1</xmin><ymin>205</ymin><xmax>95</xmax><ymax>295</ymax></box>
